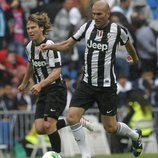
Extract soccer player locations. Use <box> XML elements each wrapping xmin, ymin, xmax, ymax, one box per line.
<box><xmin>40</xmin><ymin>0</ymin><xmax>143</xmax><ymax>157</ymax></box>
<box><xmin>18</xmin><ymin>12</ymin><xmax>67</xmax><ymax>153</ymax></box>
<box><xmin>18</xmin><ymin>12</ymin><xmax>93</xmax><ymax>156</ymax></box>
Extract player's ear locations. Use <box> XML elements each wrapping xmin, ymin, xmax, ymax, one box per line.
<box><xmin>107</xmin><ymin>6</ymin><xmax>110</xmax><ymax>17</ymax></box>
<box><xmin>105</xmin><ymin>3</ymin><xmax>110</xmax><ymax>18</ymax></box>
<box><xmin>107</xmin><ymin>10</ymin><xmax>110</xmax><ymax>18</ymax></box>
<box><xmin>40</xmin><ymin>26</ymin><xmax>44</xmax><ymax>33</ymax></box>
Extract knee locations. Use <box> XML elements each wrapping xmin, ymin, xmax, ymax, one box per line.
<box><xmin>43</xmin><ymin>121</ymin><xmax>56</xmax><ymax>133</ymax></box>
<box><xmin>43</xmin><ymin>121</ymin><xmax>51</xmax><ymax>130</ymax></box>
<box><xmin>103</xmin><ymin>124</ymin><xmax>117</xmax><ymax>134</ymax></box>
<box><xmin>35</xmin><ymin>126</ymin><xmax>45</xmax><ymax>134</ymax></box>
<box><xmin>66</xmin><ymin>114</ymin><xmax>80</xmax><ymax>126</ymax></box>
<box><xmin>34</xmin><ymin>123</ymin><xmax>44</xmax><ymax>134</ymax></box>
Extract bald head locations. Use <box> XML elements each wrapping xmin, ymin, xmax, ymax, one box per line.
<box><xmin>92</xmin><ymin>0</ymin><xmax>110</xmax><ymax>28</ymax></box>
<box><xmin>92</xmin><ymin>0</ymin><xmax>110</xmax><ymax>11</ymax></box>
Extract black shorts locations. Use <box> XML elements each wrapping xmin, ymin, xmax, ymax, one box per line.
<box><xmin>70</xmin><ymin>81</ymin><xmax>117</xmax><ymax>116</ymax></box>
<box><xmin>35</xmin><ymin>84</ymin><xmax>67</xmax><ymax>120</ymax></box>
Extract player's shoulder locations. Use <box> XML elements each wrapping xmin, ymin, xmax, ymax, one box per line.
<box><xmin>111</xmin><ymin>22</ymin><xmax>120</xmax><ymax>28</ymax></box>
<box><xmin>111</xmin><ymin>22</ymin><xmax>128</xmax><ymax>32</ymax></box>
<box><xmin>46</xmin><ymin>39</ymin><xmax>54</xmax><ymax>45</ymax></box>
<box><xmin>45</xmin><ymin>39</ymin><xmax>56</xmax><ymax>53</ymax></box>
<box><xmin>45</xmin><ymin>39</ymin><xmax>60</xmax><ymax>55</ymax></box>
<box><xmin>26</xmin><ymin>41</ymin><xmax>33</xmax><ymax>52</ymax></box>
<box><xmin>80</xmin><ymin>20</ymin><xmax>93</xmax><ymax>29</ymax></box>
<box><xmin>26</xmin><ymin>41</ymin><xmax>32</xmax><ymax>47</ymax></box>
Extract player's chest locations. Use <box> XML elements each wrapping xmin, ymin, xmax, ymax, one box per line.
<box><xmin>32</xmin><ymin>47</ymin><xmax>48</xmax><ymax>59</ymax></box>
<box><xmin>85</xmin><ymin>30</ymin><xmax>117</xmax><ymax>51</ymax></box>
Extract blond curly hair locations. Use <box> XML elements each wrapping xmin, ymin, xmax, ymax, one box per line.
<box><xmin>27</xmin><ymin>12</ymin><xmax>52</xmax><ymax>35</ymax></box>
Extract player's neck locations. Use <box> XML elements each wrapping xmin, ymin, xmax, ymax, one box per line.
<box><xmin>33</xmin><ymin>36</ymin><xmax>46</xmax><ymax>46</ymax></box>
<box><xmin>97</xmin><ymin>20</ymin><xmax>109</xmax><ymax>29</ymax></box>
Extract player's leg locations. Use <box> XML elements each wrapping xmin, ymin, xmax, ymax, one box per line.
<box><xmin>43</xmin><ymin>85</ymin><xmax>67</xmax><ymax>153</ymax></box>
<box><xmin>56</xmin><ymin>118</ymin><xmax>67</xmax><ymax>129</ymax></box>
<box><xmin>34</xmin><ymin>97</ymin><xmax>62</xmax><ymax>153</ymax></box>
<box><xmin>44</xmin><ymin>117</ymin><xmax>61</xmax><ymax>153</ymax></box>
<box><xmin>57</xmin><ymin>116</ymin><xmax>94</xmax><ymax>131</ymax></box>
<box><xmin>98</xmin><ymin>86</ymin><xmax>142</xmax><ymax>157</ymax></box>
<box><xmin>34</xmin><ymin>118</ymin><xmax>46</xmax><ymax>134</ymax></box>
<box><xmin>101</xmin><ymin>115</ymin><xmax>139</xmax><ymax>140</ymax></box>
<box><xmin>34</xmin><ymin>91</ymin><xmax>47</xmax><ymax>134</ymax></box>
<box><xmin>67</xmin><ymin>106</ymin><xmax>91</xmax><ymax>158</ymax></box>
<box><xmin>66</xmin><ymin>81</ymin><xmax>94</xmax><ymax>158</ymax></box>
<box><xmin>80</xmin><ymin>117</ymin><xmax>94</xmax><ymax>131</ymax></box>
<box><xmin>102</xmin><ymin>115</ymin><xmax>142</xmax><ymax>157</ymax></box>
<box><xmin>34</xmin><ymin>111</ymin><xmax>62</xmax><ymax>153</ymax></box>
<box><xmin>45</xmin><ymin>86</ymin><xmax>67</xmax><ymax>153</ymax></box>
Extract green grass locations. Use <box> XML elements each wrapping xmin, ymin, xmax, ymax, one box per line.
<box><xmin>64</xmin><ymin>153</ymin><xmax>158</xmax><ymax>158</ymax></box>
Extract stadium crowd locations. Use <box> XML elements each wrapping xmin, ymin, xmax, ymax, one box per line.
<box><xmin>0</xmin><ymin>0</ymin><xmax>158</xmax><ymax>154</ymax></box>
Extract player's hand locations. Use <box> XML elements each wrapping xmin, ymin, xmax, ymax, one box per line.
<box><xmin>18</xmin><ymin>83</ymin><xmax>28</xmax><ymax>92</ymax></box>
<box><xmin>40</xmin><ymin>43</ymin><xmax>51</xmax><ymax>51</ymax></box>
<box><xmin>126</xmin><ymin>55</ymin><xmax>134</xmax><ymax>64</ymax></box>
<box><xmin>30</xmin><ymin>84</ymin><xmax>42</xmax><ymax>95</ymax></box>
<box><xmin>127</xmin><ymin>55</ymin><xmax>139</xmax><ymax>65</ymax></box>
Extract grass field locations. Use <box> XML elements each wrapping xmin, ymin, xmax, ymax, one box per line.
<box><xmin>64</xmin><ymin>153</ymin><xmax>158</xmax><ymax>158</ymax></box>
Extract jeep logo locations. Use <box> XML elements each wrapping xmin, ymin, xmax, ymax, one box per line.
<box><xmin>87</xmin><ymin>40</ymin><xmax>108</xmax><ymax>51</ymax></box>
<box><xmin>32</xmin><ymin>60</ymin><xmax>47</xmax><ymax>67</ymax></box>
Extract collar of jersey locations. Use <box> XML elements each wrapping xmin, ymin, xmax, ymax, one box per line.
<box><xmin>94</xmin><ymin>21</ymin><xmax>110</xmax><ymax>30</ymax></box>
<box><xmin>33</xmin><ymin>38</ymin><xmax>47</xmax><ymax>46</ymax></box>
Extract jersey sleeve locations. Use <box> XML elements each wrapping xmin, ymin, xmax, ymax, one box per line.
<box><xmin>48</xmin><ymin>50</ymin><xmax>62</xmax><ymax>68</ymax></box>
<box><xmin>46</xmin><ymin>40</ymin><xmax>62</xmax><ymax>68</ymax></box>
<box><xmin>72</xmin><ymin>22</ymin><xmax>88</xmax><ymax>41</ymax></box>
<box><xmin>119</xmin><ymin>26</ymin><xmax>129</xmax><ymax>45</ymax></box>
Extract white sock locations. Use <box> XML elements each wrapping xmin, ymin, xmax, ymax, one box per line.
<box><xmin>116</xmin><ymin>122</ymin><xmax>139</xmax><ymax>141</ymax></box>
<box><xmin>71</xmin><ymin>123</ymin><xmax>91</xmax><ymax>158</ymax></box>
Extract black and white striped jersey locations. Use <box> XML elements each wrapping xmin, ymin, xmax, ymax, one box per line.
<box><xmin>26</xmin><ymin>38</ymin><xmax>62</xmax><ymax>85</ymax></box>
<box><xmin>73</xmin><ymin>20</ymin><xmax>129</xmax><ymax>87</ymax></box>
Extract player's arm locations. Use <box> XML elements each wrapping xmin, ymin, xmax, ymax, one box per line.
<box><xmin>18</xmin><ymin>63</ymin><xmax>33</xmax><ymax>92</ymax></box>
<box><xmin>125</xmin><ymin>40</ymin><xmax>139</xmax><ymax>64</ymax></box>
<box><xmin>41</xmin><ymin>37</ymin><xmax>76</xmax><ymax>52</ymax></box>
<box><xmin>39</xmin><ymin>67</ymin><xmax>61</xmax><ymax>88</ymax></box>
<box><xmin>30</xmin><ymin>68</ymin><xmax>61</xmax><ymax>95</ymax></box>
<box><xmin>119</xmin><ymin>25</ymin><xmax>139</xmax><ymax>64</ymax></box>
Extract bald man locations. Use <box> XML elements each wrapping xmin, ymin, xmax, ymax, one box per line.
<box><xmin>41</xmin><ymin>0</ymin><xmax>142</xmax><ymax>157</ymax></box>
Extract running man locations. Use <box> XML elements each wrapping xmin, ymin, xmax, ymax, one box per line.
<box><xmin>40</xmin><ymin>0</ymin><xmax>143</xmax><ymax>157</ymax></box>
